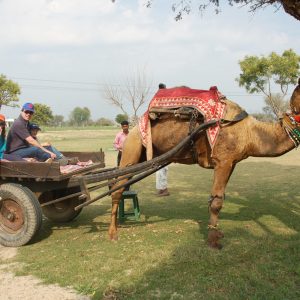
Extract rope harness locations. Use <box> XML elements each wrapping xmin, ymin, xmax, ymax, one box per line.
<box><xmin>282</xmin><ymin>113</ymin><xmax>300</xmax><ymax>147</ymax></box>
<box><xmin>188</xmin><ymin>109</ymin><xmax>200</xmax><ymax>163</ymax></box>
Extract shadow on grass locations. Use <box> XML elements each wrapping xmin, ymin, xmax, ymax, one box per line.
<box><xmin>98</xmin><ymin>229</ymin><xmax>300</xmax><ymax>300</ymax></box>
<box><xmin>33</xmin><ymin>203</ymin><xmax>111</xmax><ymax>240</ymax></box>
<box><xmin>91</xmin><ymin>160</ymin><xmax>300</xmax><ymax>299</ymax></box>
<box><xmin>139</xmin><ymin>162</ymin><xmax>300</xmax><ymax>245</ymax></box>
<box><xmin>34</xmin><ymin>161</ymin><xmax>300</xmax><ymax>247</ymax></box>
<box><xmin>33</xmin><ymin>200</ymin><xmax>171</xmax><ymax>244</ymax></box>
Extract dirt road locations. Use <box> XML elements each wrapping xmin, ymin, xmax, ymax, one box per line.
<box><xmin>0</xmin><ymin>246</ymin><xmax>90</xmax><ymax>300</ymax></box>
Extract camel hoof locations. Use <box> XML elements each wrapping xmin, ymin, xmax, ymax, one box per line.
<box><xmin>111</xmin><ymin>235</ymin><xmax>118</xmax><ymax>241</ymax></box>
<box><xmin>108</xmin><ymin>227</ymin><xmax>118</xmax><ymax>241</ymax></box>
<box><xmin>208</xmin><ymin>241</ymin><xmax>223</xmax><ymax>250</ymax></box>
<box><xmin>109</xmin><ymin>233</ymin><xmax>118</xmax><ymax>241</ymax></box>
<box><xmin>207</xmin><ymin>229</ymin><xmax>224</xmax><ymax>249</ymax></box>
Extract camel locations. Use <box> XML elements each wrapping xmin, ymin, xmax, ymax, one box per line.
<box><xmin>109</xmin><ymin>78</ymin><xmax>300</xmax><ymax>249</ymax></box>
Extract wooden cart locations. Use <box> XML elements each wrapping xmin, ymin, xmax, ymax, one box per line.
<box><xmin>0</xmin><ymin>150</ymin><xmax>107</xmax><ymax>247</ymax></box>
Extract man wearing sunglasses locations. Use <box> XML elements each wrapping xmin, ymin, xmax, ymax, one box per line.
<box><xmin>5</xmin><ymin>102</ymin><xmax>56</xmax><ymax>162</ymax></box>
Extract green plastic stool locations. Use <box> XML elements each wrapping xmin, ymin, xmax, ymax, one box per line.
<box><xmin>118</xmin><ymin>190</ymin><xmax>140</xmax><ymax>223</ymax></box>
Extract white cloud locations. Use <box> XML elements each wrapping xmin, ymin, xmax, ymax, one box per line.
<box><xmin>45</xmin><ymin>0</ymin><xmax>116</xmax><ymax>16</ymax></box>
<box><xmin>0</xmin><ymin>0</ymin><xmax>117</xmax><ymax>46</ymax></box>
<box><xmin>1</xmin><ymin>0</ymin><xmax>296</xmax><ymax>51</ymax></box>
<box><xmin>0</xmin><ymin>0</ymin><xmax>299</xmax><ymax>119</ymax></box>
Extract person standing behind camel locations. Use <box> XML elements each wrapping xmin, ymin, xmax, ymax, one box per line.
<box><xmin>113</xmin><ymin>120</ymin><xmax>129</xmax><ymax>166</ymax></box>
<box><xmin>156</xmin><ymin>166</ymin><xmax>170</xmax><ymax>196</ymax></box>
<box><xmin>155</xmin><ymin>83</ymin><xmax>170</xmax><ymax>196</ymax></box>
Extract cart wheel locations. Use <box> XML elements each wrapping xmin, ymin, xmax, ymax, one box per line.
<box><xmin>0</xmin><ymin>183</ymin><xmax>43</xmax><ymax>247</ymax></box>
<box><xmin>39</xmin><ymin>187</ymin><xmax>83</xmax><ymax>223</ymax></box>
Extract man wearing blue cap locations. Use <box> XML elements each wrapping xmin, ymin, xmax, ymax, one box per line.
<box><xmin>5</xmin><ymin>102</ymin><xmax>56</xmax><ymax>162</ymax></box>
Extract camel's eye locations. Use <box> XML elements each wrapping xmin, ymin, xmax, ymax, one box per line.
<box><xmin>293</xmin><ymin>109</ymin><xmax>300</xmax><ymax>114</ymax></box>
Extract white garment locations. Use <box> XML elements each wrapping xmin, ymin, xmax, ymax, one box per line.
<box><xmin>156</xmin><ymin>166</ymin><xmax>168</xmax><ymax>190</ymax></box>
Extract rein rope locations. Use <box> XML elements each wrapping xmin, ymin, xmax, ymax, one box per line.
<box><xmin>188</xmin><ymin>109</ymin><xmax>200</xmax><ymax>163</ymax></box>
<box><xmin>282</xmin><ymin>113</ymin><xmax>300</xmax><ymax>147</ymax></box>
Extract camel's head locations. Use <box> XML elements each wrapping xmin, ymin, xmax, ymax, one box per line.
<box><xmin>290</xmin><ymin>78</ymin><xmax>300</xmax><ymax>114</ymax></box>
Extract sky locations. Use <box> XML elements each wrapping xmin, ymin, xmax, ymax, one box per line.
<box><xmin>0</xmin><ymin>0</ymin><xmax>299</xmax><ymax>121</ymax></box>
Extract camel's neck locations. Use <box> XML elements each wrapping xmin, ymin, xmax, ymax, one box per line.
<box><xmin>249</xmin><ymin>119</ymin><xmax>295</xmax><ymax>157</ymax></box>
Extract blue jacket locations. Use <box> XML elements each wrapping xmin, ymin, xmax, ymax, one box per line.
<box><xmin>0</xmin><ymin>136</ymin><xmax>6</xmax><ymax>159</ymax></box>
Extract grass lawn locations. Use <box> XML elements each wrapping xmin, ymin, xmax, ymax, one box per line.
<box><xmin>2</xmin><ymin>127</ymin><xmax>300</xmax><ymax>299</ymax></box>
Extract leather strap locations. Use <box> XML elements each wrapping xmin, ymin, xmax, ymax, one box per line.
<box><xmin>220</xmin><ymin>110</ymin><xmax>248</xmax><ymax>124</ymax></box>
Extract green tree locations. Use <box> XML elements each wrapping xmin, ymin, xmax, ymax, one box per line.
<box><xmin>115</xmin><ymin>113</ymin><xmax>128</xmax><ymax>124</ymax></box>
<box><xmin>51</xmin><ymin>115</ymin><xmax>64</xmax><ymax>127</ymax></box>
<box><xmin>132</xmin><ymin>1</ymin><xmax>300</xmax><ymax>21</ymax></box>
<box><xmin>262</xmin><ymin>93</ymin><xmax>290</xmax><ymax>121</ymax></box>
<box><xmin>95</xmin><ymin>117</ymin><xmax>115</xmax><ymax>126</ymax></box>
<box><xmin>236</xmin><ymin>49</ymin><xmax>300</xmax><ymax>118</ymax></box>
<box><xmin>0</xmin><ymin>74</ymin><xmax>21</xmax><ymax>110</ymax></box>
<box><xmin>69</xmin><ymin>107</ymin><xmax>91</xmax><ymax>126</ymax></box>
<box><xmin>31</xmin><ymin>103</ymin><xmax>54</xmax><ymax>125</ymax></box>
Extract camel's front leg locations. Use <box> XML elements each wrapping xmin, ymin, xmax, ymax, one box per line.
<box><xmin>108</xmin><ymin>181</ymin><xmax>127</xmax><ymax>241</ymax></box>
<box><xmin>208</xmin><ymin>163</ymin><xmax>235</xmax><ymax>249</ymax></box>
<box><xmin>108</xmin><ymin>126</ymin><xmax>143</xmax><ymax>241</ymax></box>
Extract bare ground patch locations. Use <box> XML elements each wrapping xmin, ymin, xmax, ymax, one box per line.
<box><xmin>0</xmin><ymin>246</ymin><xmax>90</xmax><ymax>300</ymax></box>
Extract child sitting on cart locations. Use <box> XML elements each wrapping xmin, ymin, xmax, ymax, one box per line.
<box><xmin>29</xmin><ymin>123</ymin><xmax>77</xmax><ymax>165</ymax></box>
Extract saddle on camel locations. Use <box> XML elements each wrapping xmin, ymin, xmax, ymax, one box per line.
<box><xmin>109</xmin><ymin>78</ymin><xmax>300</xmax><ymax>249</ymax></box>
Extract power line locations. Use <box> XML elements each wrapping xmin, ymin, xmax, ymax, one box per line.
<box><xmin>12</xmin><ymin>76</ymin><xmax>292</xmax><ymax>97</ymax></box>
<box><xmin>19</xmin><ymin>83</ymin><xmax>268</xmax><ymax>97</ymax></box>
<box><xmin>21</xmin><ymin>84</ymin><xmax>102</xmax><ymax>92</ymax></box>
<box><xmin>12</xmin><ymin>77</ymin><xmax>102</xmax><ymax>86</ymax></box>
<box><xmin>13</xmin><ymin>76</ymin><xmax>158</xmax><ymax>92</ymax></box>
<box><xmin>20</xmin><ymin>84</ymin><xmax>158</xmax><ymax>94</ymax></box>
<box><xmin>12</xmin><ymin>77</ymin><xmax>155</xmax><ymax>88</ymax></box>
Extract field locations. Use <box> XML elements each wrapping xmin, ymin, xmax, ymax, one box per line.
<box><xmin>2</xmin><ymin>127</ymin><xmax>300</xmax><ymax>299</ymax></box>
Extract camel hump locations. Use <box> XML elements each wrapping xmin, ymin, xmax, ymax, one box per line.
<box><xmin>223</xmin><ymin>99</ymin><xmax>247</xmax><ymax>121</ymax></box>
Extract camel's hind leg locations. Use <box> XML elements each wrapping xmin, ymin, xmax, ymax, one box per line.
<box><xmin>109</xmin><ymin>127</ymin><xmax>143</xmax><ymax>240</ymax></box>
<box><xmin>208</xmin><ymin>162</ymin><xmax>235</xmax><ymax>249</ymax></box>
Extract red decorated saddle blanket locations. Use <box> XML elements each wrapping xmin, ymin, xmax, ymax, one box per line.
<box><xmin>138</xmin><ymin>86</ymin><xmax>226</xmax><ymax>156</ymax></box>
